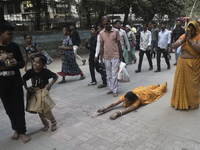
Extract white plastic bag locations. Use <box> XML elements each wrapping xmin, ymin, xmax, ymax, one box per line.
<box><xmin>118</xmin><ymin>62</ymin><xmax>130</xmax><ymax>82</ymax></box>
<box><xmin>41</xmin><ymin>50</ymin><xmax>53</xmax><ymax>65</ymax></box>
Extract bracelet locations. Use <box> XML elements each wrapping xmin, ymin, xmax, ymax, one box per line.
<box><xmin>7</xmin><ymin>59</ymin><xmax>12</xmax><ymax>67</ymax></box>
<box><xmin>103</xmin><ymin>107</ymin><xmax>107</xmax><ymax>111</ymax></box>
<box><xmin>191</xmin><ymin>42</ymin><xmax>195</xmax><ymax>47</ymax></box>
<box><xmin>179</xmin><ymin>40</ymin><xmax>182</xmax><ymax>45</ymax></box>
<box><xmin>119</xmin><ymin>111</ymin><xmax>122</xmax><ymax>115</ymax></box>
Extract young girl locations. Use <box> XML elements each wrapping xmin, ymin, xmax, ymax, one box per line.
<box><xmin>23</xmin><ymin>34</ymin><xmax>40</xmax><ymax>72</ymax></box>
<box><xmin>57</xmin><ymin>27</ymin><xmax>85</xmax><ymax>83</ymax></box>
<box><xmin>23</xmin><ymin>54</ymin><xmax>58</xmax><ymax>132</ymax></box>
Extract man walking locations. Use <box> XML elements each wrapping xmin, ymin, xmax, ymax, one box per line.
<box><xmin>114</xmin><ymin>20</ymin><xmax>130</xmax><ymax>63</ymax></box>
<box><xmin>171</xmin><ymin>19</ymin><xmax>185</xmax><ymax>65</ymax></box>
<box><xmin>69</xmin><ymin>24</ymin><xmax>86</xmax><ymax>65</ymax></box>
<box><xmin>94</xmin><ymin>23</ymin><xmax>107</xmax><ymax>88</ymax></box>
<box><xmin>100</xmin><ymin>16</ymin><xmax>122</xmax><ymax>97</ymax></box>
<box><xmin>151</xmin><ymin>21</ymin><xmax>159</xmax><ymax>58</ymax></box>
<box><xmin>135</xmin><ymin>22</ymin><xmax>153</xmax><ymax>73</ymax></box>
<box><xmin>154</xmin><ymin>21</ymin><xmax>171</xmax><ymax>72</ymax></box>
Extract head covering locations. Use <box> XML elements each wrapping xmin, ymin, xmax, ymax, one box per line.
<box><xmin>126</xmin><ymin>25</ymin><xmax>132</xmax><ymax>31</ymax></box>
<box><xmin>186</xmin><ymin>21</ymin><xmax>200</xmax><ymax>57</ymax></box>
<box><xmin>125</xmin><ymin>25</ymin><xmax>135</xmax><ymax>38</ymax></box>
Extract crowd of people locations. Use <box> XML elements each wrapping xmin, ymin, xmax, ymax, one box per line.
<box><xmin>0</xmin><ymin>15</ymin><xmax>200</xmax><ymax>144</ymax></box>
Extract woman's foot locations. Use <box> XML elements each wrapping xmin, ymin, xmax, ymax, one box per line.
<box><xmin>20</xmin><ymin>134</ymin><xmax>31</xmax><ymax>143</ymax></box>
<box><xmin>189</xmin><ymin>107</ymin><xmax>198</xmax><ymax>110</ymax></box>
<box><xmin>79</xmin><ymin>74</ymin><xmax>85</xmax><ymax>80</ymax></box>
<box><xmin>42</xmin><ymin>126</ymin><xmax>49</xmax><ymax>132</ymax></box>
<box><xmin>51</xmin><ymin>122</ymin><xmax>57</xmax><ymax>132</ymax></box>
<box><xmin>158</xmin><ymin>84</ymin><xmax>160</xmax><ymax>87</ymax></box>
<box><xmin>58</xmin><ymin>80</ymin><xmax>66</xmax><ymax>84</ymax></box>
<box><xmin>11</xmin><ymin>131</ymin><xmax>19</xmax><ymax>140</ymax></box>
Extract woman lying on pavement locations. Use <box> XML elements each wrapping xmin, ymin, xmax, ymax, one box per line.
<box><xmin>97</xmin><ymin>83</ymin><xmax>167</xmax><ymax>120</ymax></box>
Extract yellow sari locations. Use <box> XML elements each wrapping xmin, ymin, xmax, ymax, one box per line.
<box><xmin>119</xmin><ymin>83</ymin><xmax>167</xmax><ymax>108</ymax></box>
<box><xmin>171</xmin><ymin>21</ymin><xmax>200</xmax><ymax>110</ymax></box>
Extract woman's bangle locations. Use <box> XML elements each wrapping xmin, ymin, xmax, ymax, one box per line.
<box><xmin>119</xmin><ymin>111</ymin><xmax>122</xmax><ymax>116</ymax></box>
<box><xmin>191</xmin><ymin>42</ymin><xmax>195</xmax><ymax>47</ymax></box>
<box><xmin>7</xmin><ymin>59</ymin><xmax>12</xmax><ymax>67</ymax></box>
<box><xmin>103</xmin><ymin>107</ymin><xmax>107</xmax><ymax>111</ymax></box>
<box><xmin>179</xmin><ymin>40</ymin><xmax>182</xmax><ymax>45</ymax></box>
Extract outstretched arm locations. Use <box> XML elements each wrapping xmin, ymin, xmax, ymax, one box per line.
<box><xmin>110</xmin><ymin>105</ymin><xmax>137</xmax><ymax>120</ymax></box>
<box><xmin>97</xmin><ymin>99</ymin><xmax>121</xmax><ymax>113</ymax></box>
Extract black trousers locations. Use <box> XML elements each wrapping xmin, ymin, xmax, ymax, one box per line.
<box><xmin>89</xmin><ymin>55</ymin><xmax>107</xmax><ymax>85</ymax></box>
<box><xmin>0</xmin><ymin>86</ymin><xmax>26</xmax><ymax>134</ymax></box>
<box><xmin>138</xmin><ymin>50</ymin><xmax>153</xmax><ymax>71</ymax></box>
<box><xmin>156</xmin><ymin>48</ymin><xmax>170</xmax><ymax>70</ymax></box>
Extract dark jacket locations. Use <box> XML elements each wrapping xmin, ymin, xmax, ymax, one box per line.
<box><xmin>69</xmin><ymin>30</ymin><xmax>81</xmax><ymax>46</ymax></box>
<box><xmin>86</xmin><ymin>34</ymin><xmax>97</xmax><ymax>57</ymax></box>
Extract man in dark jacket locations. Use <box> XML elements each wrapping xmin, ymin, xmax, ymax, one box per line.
<box><xmin>171</xmin><ymin>19</ymin><xmax>185</xmax><ymax>65</ymax></box>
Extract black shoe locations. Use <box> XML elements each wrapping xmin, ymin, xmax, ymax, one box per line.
<box><xmin>173</xmin><ymin>63</ymin><xmax>177</xmax><ymax>66</ymax></box>
<box><xmin>148</xmin><ymin>67</ymin><xmax>153</xmax><ymax>70</ymax></box>
<box><xmin>167</xmin><ymin>66</ymin><xmax>170</xmax><ymax>70</ymax></box>
<box><xmin>135</xmin><ymin>69</ymin><xmax>141</xmax><ymax>73</ymax></box>
<box><xmin>154</xmin><ymin>69</ymin><xmax>161</xmax><ymax>72</ymax></box>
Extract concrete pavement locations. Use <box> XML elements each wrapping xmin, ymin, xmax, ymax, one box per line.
<box><xmin>1</xmin><ymin>51</ymin><xmax>200</xmax><ymax>150</ymax></box>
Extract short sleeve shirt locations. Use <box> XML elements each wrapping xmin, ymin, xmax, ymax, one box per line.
<box><xmin>99</xmin><ymin>27</ymin><xmax>120</xmax><ymax>59</ymax></box>
<box><xmin>23</xmin><ymin>43</ymin><xmax>38</xmax><ymax>59</ymax></box>
<box><xmin>23</xmin><ymin>68</ymin><xmax>57</xmax><ymax>89</ymax></box>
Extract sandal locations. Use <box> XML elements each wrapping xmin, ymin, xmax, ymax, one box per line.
<box><xmin>79</xmin><ymin>75</ymin><xmax>85</xmax><ymax>80</ymax></box>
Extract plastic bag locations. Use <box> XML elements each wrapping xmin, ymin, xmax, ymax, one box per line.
<box><xmin>118</xmin><ymin>62</ymin><xmax>130</xmax><ymax>82</ymax></box>
<box><xmin>41</xmin><ymin>50</ymin><xmax>53</xmax><ymax>65</ymax></box>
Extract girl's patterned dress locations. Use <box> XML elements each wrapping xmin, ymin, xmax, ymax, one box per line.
<box><xmin>57</xmin><ymin>35</ymin><xmax>83</xmax><ymax>77</ymax></box>
<box><xmin>24</xmin><ymin>43</ymin><xmax>38</xmax><ymax>65</ymax></box>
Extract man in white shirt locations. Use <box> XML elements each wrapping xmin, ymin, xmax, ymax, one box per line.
<box><xmin>114</xmin><ymin>20</ymin><xmax>130</xmax><ymax>63</ymax></box>
<box><xmin>94</xmin><ymin>23</ymin><xmax>107</xmax><ymax>88</ymax></box>
<box><xmin>135</xmin><ymin>22</ymin><xmax>153</xmax><ymax>73</ymax></box>
<box><xmin>154</xmin><ymin>21</ymin><xmax>171</xmax><ymax>72</ymax></box>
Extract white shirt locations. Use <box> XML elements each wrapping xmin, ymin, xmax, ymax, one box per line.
<box><xmin>95</xmin><ymin>35</ymin><xmax>103</xmax><ymax>62</ymax></box>
<box><xmin>119</xmin><ymin>29</ymin><xmax>130</xmax><ymax>50</ymax></box>
<box><xmin>139</xmin><ymin>30</ymin><xmax>151</xmax><ymax>51</ymax></box>
<box><xmin>158</xmin><ymin>29</ymin><xmax>171</xmax><ymax>49</ymax></box>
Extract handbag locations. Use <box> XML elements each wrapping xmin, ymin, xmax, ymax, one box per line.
<box><xmin>131</xmin><ymin>40</ymin><xmax>137</xmax><ymax>47</ymax></box>
<box><xmin>41</xmin><ymin>50</ymin><xmax>53</xmax><ymax>65</ymax></box>
<box><xmin>118</xmin><ymin>62</ymin><xmax>130</xmax><ymax>82</ymax></box>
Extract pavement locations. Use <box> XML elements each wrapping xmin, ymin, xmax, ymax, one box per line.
<box><xmin>1</xmin><ymin>51</ymin><xmax>200</xmax><ymax>150</ymax></box>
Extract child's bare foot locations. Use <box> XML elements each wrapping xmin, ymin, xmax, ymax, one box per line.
<box><xmin>51</xmin><ymin>122</ymin><xmax>57</xmax><ymax>132</ymax></box>
<box><xmin>42</xmin><ymin>126</ymin><xmax>49</xmax><ymax>132</ymax></box>
<box><xmin>11</xmin><ymin>131</ymin><xmax>19</xmax><ymax>140</ymax></box>
<box><xmin>20</xmin><ymin>134</ymin><xmax>31</xmax><ymax>143</ymax></box>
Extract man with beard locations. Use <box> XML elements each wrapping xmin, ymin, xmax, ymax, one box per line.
<box><xmin>171</xmin><ymin>19</ymin><xmax>185</xmax><ymax>65</ymax></box>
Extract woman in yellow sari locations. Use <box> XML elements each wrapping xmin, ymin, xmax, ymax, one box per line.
<box><xmin>171</xmin><ymin>21</ymin><xmax>200</xmax><ymax>110</ymax></box>
<box><xmin>97</xmin><ymin>83</ymin><xmax>167</xmax><ymax>120</ymax></box>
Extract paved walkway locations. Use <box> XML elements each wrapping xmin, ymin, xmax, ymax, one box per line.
<box><xmin>1</xmin><ymin>51</ymin><xmax>200</xmax><ymax>150</ymax></box>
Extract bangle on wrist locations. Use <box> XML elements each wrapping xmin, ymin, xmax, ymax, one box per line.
<box><xmin>103</xmin><ymin>107</ymin><xmax>107</xmax><ymax>111</ymax></box>
<box><xmin>179</xmin><ymin>40</ymin><xmax>182</xmax><ymax>45</ymax></box>
<box><xmin>7</xmin><ymin>59</ymin><xmax>12</xmax><ymax>67</ymax></box>
<box><xmin>119</xmin><ymin>111</ymin><xmax>122</xmax><ymax>116</ymax></box>
<box><xmin>191</xmin><ymin>42</ymin><xmax>195</xmax><ymax>47</ymax></box>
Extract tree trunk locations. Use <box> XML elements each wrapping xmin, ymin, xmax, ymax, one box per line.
<box><xmin>123</xmin><ymin>5</ymin><xmax>130</xmax><ymax>26</ymax></box>
<box><xmin>35</xmin><ymin>0</ymin><xmax>41</xmax><ymax>30</ymax></box>
<box><xmin>86</xmin><ymin>8</ymin><xmax>91</xmax><ymax>28</ymax></box>
<box><xmin>0</xmin><ymin>2</ymin><xmax>4</xmax><ymax>20</ymax></box>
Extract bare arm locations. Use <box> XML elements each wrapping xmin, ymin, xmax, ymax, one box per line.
<box><xmin>118</xmin><ymin>41</ymin><xmax>123</xmax><ymax>61</ymax></box>
<box><xmin>58</xmin><ymin>45</ymin><xmax>73</xmax><ymax>50</ymax></box>
<box><xmin>97</xmin><ymin>99</ymin><xmax>121</xmax><ymax>113</ymax></box>
<box><xmin>172</xmin><ymin>34</ymin><xmax>186</xmax><ymax>49</ymax></box>
<box><xmin>24</xmin><ymin>51</ymin><xmax>28</xmax><ymax>72</ymax></box>
<box><xmin>100</xmin><ymin>41</ymin><xmax>104</xmax><ymax>67</ymax></box>
<box><xmin>45</xmin><ymin>75</ymin><xmax>58</xmax><ymax>91</ymax></box>
<box><xmin>188</xmin><ymin>39</ymin><xmax>200</xmax><ymax>53</ymax></box>
<box><xmin>110</xmin><ymin>105</ymin><xmax>137</xmax><ymax>120</ymax></box>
